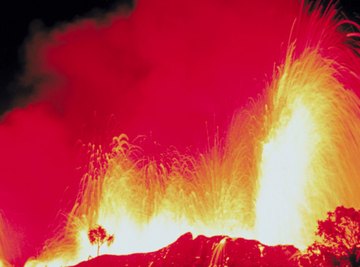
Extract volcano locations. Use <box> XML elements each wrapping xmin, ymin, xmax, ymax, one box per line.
<box><xmin>0</xmin><ymin>0</ymin><xmax>360</xmax><ymax>266</ymax></box>
<box><xmin>72</xmin><ymin>233</ymin><xmax>300</xmax><ymax>267</ymax></box>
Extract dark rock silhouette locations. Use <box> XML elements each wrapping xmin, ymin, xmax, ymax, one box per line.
<box><xmin>73</xmin><ymin>233</ymin><xmax>299</xmax><ymax>267</ymax></box>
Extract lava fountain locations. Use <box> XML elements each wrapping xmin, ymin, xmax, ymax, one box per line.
<box><xmin>255</xmin><ymin>47</ymin><xmax>360</xmax><ymax>248</ymax></box>
<box><xmin>22</xmin><ymin>1</ymin><xmax>360</xmax><ymax>266</ymax></box>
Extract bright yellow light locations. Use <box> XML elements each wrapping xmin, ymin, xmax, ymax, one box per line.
<box><xmin>255</xmin><ymin>100</ymin><xmax>318</xmax><ymax>248</ymax></box>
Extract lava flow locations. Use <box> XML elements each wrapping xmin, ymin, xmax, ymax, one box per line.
<box><xmin>0</xmin><ymin>0</ymin><xmax>360</xmax><ymax>266</ymax></box>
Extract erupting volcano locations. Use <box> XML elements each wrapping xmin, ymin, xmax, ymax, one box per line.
<box><xmin>0</xmin><ymin>0</ymin><xmax>360</xmax><ymax>266</ymax></box>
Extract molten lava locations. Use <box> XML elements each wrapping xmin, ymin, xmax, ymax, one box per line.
<box><xmin>0</xmin><ymin>0</ymin><xmax>359</xmax><ymax>266</ymax></box>
<box><xmin>255</xmin><ymin>47</ymin><xmax>360</xmax><ymax>248</ymax></box>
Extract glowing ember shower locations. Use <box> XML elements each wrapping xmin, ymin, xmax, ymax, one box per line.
<box><xmin>0</xmin><ymin>212</ymin><xmax>19</xmax><ymax>266</ymax></box>
<box><xmin>254</xmin><ymin>43</ymin><xmax>360</xmax><ymax>248</ymax></box>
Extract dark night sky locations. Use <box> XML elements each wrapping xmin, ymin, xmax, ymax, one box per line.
<box><xmin>0</xmin><ymin>0</ymin><xmax>133</xmax><ymax>114</ymax></box>
<box><xmin>0</xmin><ymin>0</ymin><xmax>359</xmax><ymax>115</ymax></box>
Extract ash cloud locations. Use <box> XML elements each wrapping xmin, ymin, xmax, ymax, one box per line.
<box><xmin>0</xmin><ymin>0</ymin><xmax>133</xmax><ymax>115</ymax></box>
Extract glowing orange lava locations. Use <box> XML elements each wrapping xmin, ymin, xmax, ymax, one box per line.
<box><xmin>255</xmin><ymin>47</ymin><xmax>360</xmax><ymax>248</ymax></box>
